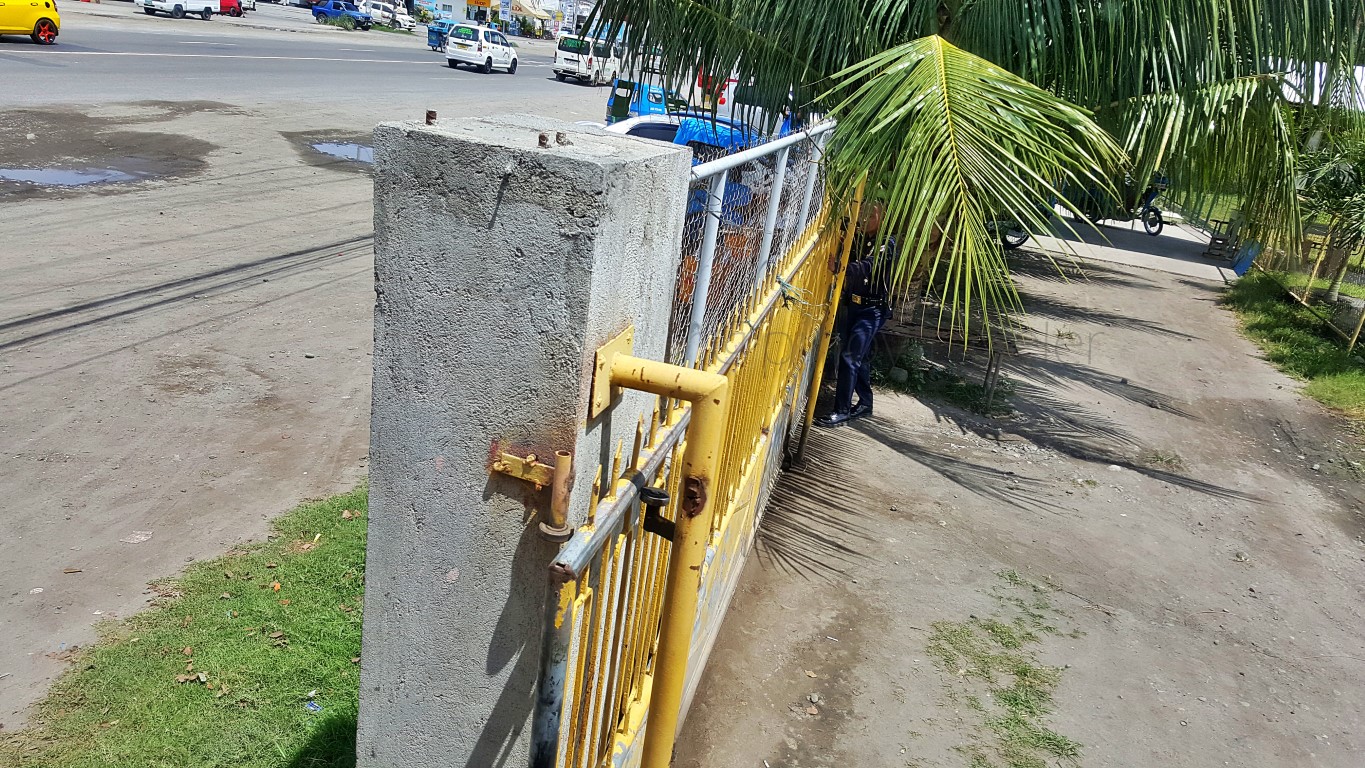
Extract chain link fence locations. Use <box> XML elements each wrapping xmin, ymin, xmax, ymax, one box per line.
<box><xmin>665</xmin><ymin>130</ymin><xmax>828</xmax><ymax>365</ymax></box>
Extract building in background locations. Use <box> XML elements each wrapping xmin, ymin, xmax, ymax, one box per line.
<box><xmin>416</xmin><ymin>0</ymin><xmax>466</xmax><ymax>21</ymax></box>
<box><xmin>510</xmin><ymin>0</ymin><xmax>551</xmax><ymax>35</ymax></box>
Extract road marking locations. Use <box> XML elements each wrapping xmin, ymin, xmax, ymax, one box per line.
<box><xmin>8</xmin><ymin>51</ymin><xmax>434</xmax><ymax>64</ymax></box>
<box><xmin>179</xmin><ymin>41</ymin><xmax>239</xmax><ymax>45</ymax></box>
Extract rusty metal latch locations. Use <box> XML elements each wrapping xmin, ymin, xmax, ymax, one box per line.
<box><xmin>491</xmin><ymin>450</ymin><xmax>574</xmax><ymax>543</ymax></box>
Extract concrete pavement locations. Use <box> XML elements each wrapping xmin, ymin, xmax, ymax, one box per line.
<box><xmin>0</xmin><ymin>13</ymin><xmax>605</xmax><ymax>726</ymax></box>
<box><xmin>5</xmin><ymin>14</ymin><xmax>585</xmax><ymax>107</ymax></box>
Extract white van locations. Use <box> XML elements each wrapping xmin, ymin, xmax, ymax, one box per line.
<box><xmin>140</xmin><ymin>0</ymin><xmax>219</xmax><ymax>19</ymax></box>
<box><xmin>553</xmin><ymin>34</ymin><xmax>620</xmax><ymax>86</ymax></box>
<box><xmin>445</xmin><ymin>24</ymin><xmax>518</xmax><ymax>74</ymax></box>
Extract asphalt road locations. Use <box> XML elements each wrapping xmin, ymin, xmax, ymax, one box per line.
<box><xmin>3</xmin><ymin>9</ymin><xmax>582</xmax><ymax>108</ymax></box>
<box><xmin>0</xmin><ymin>11</ymin><xmax>608</xmax><ymax>727</ymax></box>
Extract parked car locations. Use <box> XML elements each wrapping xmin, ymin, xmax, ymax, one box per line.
<box><xmin>140</xmin><ymin>0</ymin><xmax>220</xmax><ymax>20</ymax></box>
<box><xmin>0</xmin><ymin>0</ymin><xmax>59</xmax><ymax>44</ymax></box>
<box><xmin>606</xmin><ymin>113</ymin><xmax>760</xmax><ymax>165</ymax></box>
<box><xmin>222</xmin><ymin>0</ymin><xmax>244</xmax><ymax>16</ymax></box>
<box><xmin>553</xmin><ymin>34</ymin><xmax>619</xmax><ymax>85</ymax></box>
<box><xmin>313</xmin><ymin>0</ymin><xmax>371</xmax><ymax>29</ymax></box>
<box><xmin>444</xmin><ymin>24</ymin><xmax>517</xmax><ymax>74</ymax></box>
<box><xmin>241</xmin><ymin>0</ymin><xmax>255</xmax><ymax>10</ymax></box>
<box><xmin>359</xmin><ymin>0</ymin><xmax>412</xmax><ymax>29</ymax></box>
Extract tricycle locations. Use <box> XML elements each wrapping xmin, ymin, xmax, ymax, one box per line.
<box><xmin>427</xmin><ymin>18</ymin><xmax>454</xmax><ymax>50</ymax></box>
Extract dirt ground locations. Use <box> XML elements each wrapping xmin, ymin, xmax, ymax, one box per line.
<box><xmin>677</xmin><ymin>229</ymin><xmax>1365</xmax><ymax>767</ymax></box>
<box><xmin>0</xmin><ymin>83</ymin><xmax>599</xmax><ymax>725</ymax></box>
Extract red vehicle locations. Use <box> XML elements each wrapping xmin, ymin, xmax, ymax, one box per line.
<box><xmin>222</xmin><ymin>0</ymin><xmax>242</xmax><ymax>15</ymax></box>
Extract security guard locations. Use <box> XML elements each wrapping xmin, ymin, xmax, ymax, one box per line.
<box><xmin>817</xmin><ymin>204</ymin><xmax>896</xmax><ymax>427</ymax></box>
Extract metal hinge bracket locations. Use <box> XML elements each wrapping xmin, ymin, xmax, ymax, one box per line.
<box><xmin>589</xmin><ymin>325</ymin><xmax>635</xmax><ymax>419</ymax></box>
<box><xmin>491</xmin><ymin>452</ymin><xmax>555</xmax><ymax>490</ymax></box>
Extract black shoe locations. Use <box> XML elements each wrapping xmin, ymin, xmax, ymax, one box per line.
<box><xmin>850</xmin><ymin>402</ymin><xmax>872</xmax><ymax>419</ymax></box>
<box><xmin>816</xmin><ymin>411</ymin><xmax>853</xmax><ymax>428</ymax></box>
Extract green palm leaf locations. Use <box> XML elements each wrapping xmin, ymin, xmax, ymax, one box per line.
<box><xmin>588</xmin><ymin>0</ymin><xmax>1365</xmax><ymax>332</ymax></box>
<box><xmin>823</xmin><ymin>36</ymin><xmax>1125</xmax><ymax>341</ymax></box>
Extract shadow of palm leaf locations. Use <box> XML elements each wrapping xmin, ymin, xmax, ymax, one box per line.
<box><xmin>758</xmin><ymin>428</ymin><xmax>879</xmax><ymax>582</ymax></box>
<box><xmin>286</xmin><ymin>707</ymin><xmax>357</xmax><ymax>768</ymax></box>
<box><xmin>1018</xmin><ymin>290</ymin><xmax>1199</xmax><ymax>340</ymax></box>
<box><xmin>1006</xmin><ymin>250</ymin><xmax>1161</xmax><ymax>290</ymax></box>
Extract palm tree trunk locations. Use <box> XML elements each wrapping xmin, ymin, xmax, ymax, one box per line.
<box><xmin>1323</xmin><ymin>238</ymin><xmax>1350</xmax><ymax>304</ymax></box>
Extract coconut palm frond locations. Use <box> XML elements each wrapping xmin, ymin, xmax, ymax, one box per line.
<box><xmin>1100</xmin><ymin>73</ymin><xmax>1302</xmax><ymax>250</ymax></box>
<box><xmin>823</xmin><ymin>36</ymin><xmax>1126</xmax><ymax>341</ymax></box>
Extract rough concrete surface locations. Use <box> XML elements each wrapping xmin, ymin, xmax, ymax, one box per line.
<box><xmin>358</xmin><ymin>116</ymin><xmax>690</xmax><ymax>768</ymax></box>
<box><xmin>676</xmin><ymin>229</ymin><xmax>1365</xmax><ymax>768</ymax></box>
<box><xmin>0</xmin><ymin>43</ymin><xmax>604</xmax><ymax>725</ymax></box>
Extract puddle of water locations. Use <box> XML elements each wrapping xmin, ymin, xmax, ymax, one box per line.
<box><xmin>311</xmin><ymin>142</ymin><xmax>374</xmax><ymax>164</ymax></box>
<box><xmin>0</xmin><ymin>167</ymin><xmax>141</xmax><ymax>187</ymax></box>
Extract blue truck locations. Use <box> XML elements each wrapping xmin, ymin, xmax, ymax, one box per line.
<box><xmin>312</xmin><ymin>0</ymin><xmax>372</xmax><ymax>30</ymax></box>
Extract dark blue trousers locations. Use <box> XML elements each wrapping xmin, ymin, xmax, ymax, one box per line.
<box><xmin>834</xmin><ymin>303</ymin><xmax>886</xmax><ymax>414</ymax></box>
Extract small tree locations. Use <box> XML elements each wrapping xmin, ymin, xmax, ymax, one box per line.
<box><xmin>1299</xmin><ymin>141</ymin><xmax>1365</xmax><ymax>303</ymax></box>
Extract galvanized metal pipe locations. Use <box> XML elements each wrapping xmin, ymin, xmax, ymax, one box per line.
<box><xmin>603</xmin><ymin>354</ymin><xmax>730</xmax><ymax>768</ymax></box>
<box><xmin>556</xmin><ymin>411</ymin><xmax>690</xmax><ymax>575</ymax></box>
<box><xmin>688</xmin><ymin>121</ymin><xmax>835</xmax><ymax>181</ymax></box>
<box><xmin>683</xmin><ymin>172</ymin><xmax>727</xmax><ymax>366</ymax></box>
<box><xmin>538</xmin><ymin>450</ymin><xmax>574</xmax><ymax>542</ymax></box>
<box><xmin>754</xmin><ymin>145</ymin><xmax>791</xmax><ymax>287</ymax></box>
<box><xmin>529</xmin><ymin>579</ymin><xmax>574</xmax><ymax>768</ymax></box>
<box><xmin>795</xmin><ymin>131</ymin><xmax>827</xmax><ymax>234</ymax></box>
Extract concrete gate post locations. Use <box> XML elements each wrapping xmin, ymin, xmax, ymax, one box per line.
<box><xmin>357</xmin><ymin>115</ymin><xmax>691</xmax><ymax>767</ymax></box>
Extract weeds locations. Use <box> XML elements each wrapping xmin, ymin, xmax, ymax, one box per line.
<box><xmin>995</xmin><ymin>569</ymin><xmax>1053</xmax><ymax>594</ymax></box>
<box><xmin>872</xmin><ymin>343</ymin><xmax>1014</xmax><ymax>416</ymax></box>
<box><xmin>1139</xmin><ymin>449</ymin><xmax>1185</xmax><ymax>470</ymax></box>
<box><xmin>315</xmin><ymin>14</ymin><xmax>359</xmax><ymax>30</ymax></box>
<box><xmin>1224</xmin><ymin>270</ymin><xmax>1365</xmax><ymax>419</ymax></box>
<box><xmin>0</xmin><ymin>487</ymin><xmax>370</xmax><ymax>768</ymax></box>
<box><xmin>924</xmin><ymin>571</ymin><xmax>1081</xmax><ymax>768</ymax></box>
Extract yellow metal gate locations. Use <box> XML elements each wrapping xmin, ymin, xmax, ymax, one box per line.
<box><xmin>530</xmin><ymin>123</ymin><xmax>858</xmax><ymax>768</ymax></box>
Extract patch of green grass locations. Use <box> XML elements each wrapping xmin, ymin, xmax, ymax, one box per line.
<box><xmin>1139</xmin><ymin>449</ymin><xmax>1184</xmax><ymax>470</ymax></box>
<box><xmin>992</xmin><ymin>711</ymin><xmax>1080</xmax><ymax>763</ymax></box>
<box><xmin>995</xmin><ymin>569</ymin><xmax>1052</xmax><ymax>594</ymax></box>
<box><xmin>1225</xmin><ymin>271</ymin><xmax>1365</xmax><ymax>419</ymax></box>
<box><xmin>315</xmin><ymin>14</ymin><xmax>360</xmax><ymax>30</ymax></box>
<box><xmin>1280</xmin><ymin>272</ymin><xmax>1365</xmax><ymax>301</ymax></box>
<box><xmin>924</xmin><ymin>575</ymin><xmax>1081</xmax><ymax>768</ymax></box>
<box><xmin>0</xmin><ymin>487</ymin><xmax>369</xmax><ymax>768</ymax></box>
<box><xmin>369</xmin><ymin>24</ymin><xmax>413</xmax><ymax>35</ymax></box>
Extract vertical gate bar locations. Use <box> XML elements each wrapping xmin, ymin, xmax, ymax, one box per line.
<box><xmin>587</xmin><ymin>533</ymin><xmax>625</xmax><ymax>760</ymax></box>
<box><xmin>795</xmin><ymin>133</ymin><xmax>826</xmax><ymax>237</ymax></box>
<box><xmin>566</xmin><ymin>586</ymin><xmax>594</xmax><ymax>768</ymax></box>
<box><xmin>684</xmin><ymin>171</ymin><xmax>729</xmax><ymax>366</ymax></box>
<box><xmin>578</xmin><ymin>550</ymin><xmax>612</xmax><ymax>767</ymax></box>
<box><xmin>604</xmin><ymin>523</ymin><xmax>640</xmax><ymax>735</ymax></box>
<box><xmin>795</xmin><ymin>190</ymin><xmax>863</xmax><ymax>463</ymax></box>
<box><xmin>530</xmin><ymin>578</ymin><xmax>575</xmax><ymax>768</ymax></box>
<box><xmin>754</xmin><ymin>146</ymin><xmax>792</xmax><ymax>288</ymax></box>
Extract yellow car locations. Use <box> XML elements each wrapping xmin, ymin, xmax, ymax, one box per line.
<box><xmin>0</xmin><ymin>0</ymin><xmax>60</xmax><ymax>45</ymax></box>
